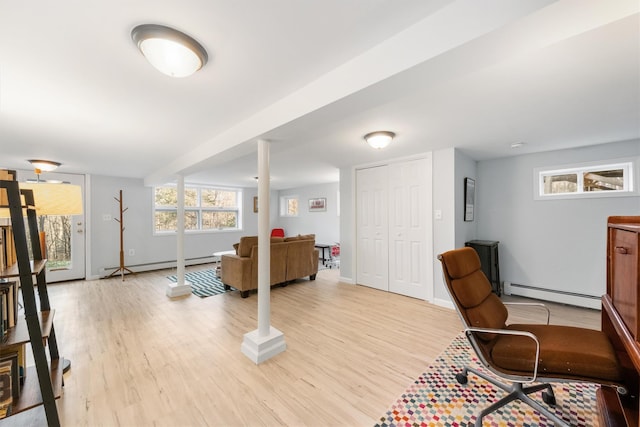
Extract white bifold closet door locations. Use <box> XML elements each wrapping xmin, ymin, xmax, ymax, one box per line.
<box><xmin>356</xmin><ymin>165</ymin><xmax>389</xmax><ymax>291</ymax></box>
<box><xmin>356</xmin><ymin>157</ymin><xmax>431</xmax><ymax>300</ymax></box>
<box><xmin>388</xmin><ymin>159</ymin><xmax>429</xmax><ymax>299</ymax></box>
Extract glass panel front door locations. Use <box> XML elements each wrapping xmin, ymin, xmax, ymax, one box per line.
<box><xmin>41</xmin><ymin>215</ymin><xmax>72</xmax><ymax>270</ymax></box>
<box><xmin>17</xmin><ymin>170</ymin><xmax>86</xmax><ymax>282</ymax></box>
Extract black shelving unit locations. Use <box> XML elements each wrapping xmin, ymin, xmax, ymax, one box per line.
<box><xmin>465</xmin><ymin>240</ymin><xmax>501</xmax><ymax>296</ymax></box>
<box><xmin>0</xmin><ymin>179</ymin><xmax>62</xmax><ymax>426</ymax></box>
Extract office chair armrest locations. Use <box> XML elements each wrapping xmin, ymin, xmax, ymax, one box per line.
<box><xmin>464</xmin><ymin>326</ymin><xmax>541</xmax><ymax>383</ymax></box>
<box><xmin>504</xmin><ymin>302</ymin><xmax>551</xmax><ymax>325</ymax></box>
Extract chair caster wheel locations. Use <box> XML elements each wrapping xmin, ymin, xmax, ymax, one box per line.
<box><xmin>455</xmin><ymin>373</ymin><xmax>468</xmax><ymax>384</ymax></box>
<box><xmin>542</xmin><ymin>391</ymin><xmax>556</xmax><ymax>406</ymax></box>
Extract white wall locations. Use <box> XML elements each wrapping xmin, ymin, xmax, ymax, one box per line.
<box><xmin>276</xmin><ymin>182</ymin><xmax>340</xmax><ymax>245</ymax></box>
<box><xmin>476</xmin><ymin>139</ymin><xmax>640</xmax><ymax>303</ymax></box>
<box><xmin>455</xmin><ymin>150</ymin><xmax>477</xmax><ymax>247</ymax></box>
<box><xmin>432</xmin><ymin>148</ymin><xmax>457</xmax><ymax>304</ymax></box>
<box><xmin>339</xmin><ymin>167</ymin><xmax>354</xmax><ymax>282</ymax></box>
<box><xmin>429</xmin><ymin>148</ymin><xmax>478</xmax><ymax>306</ymax></box>
<box><xmin>88</xmin><ymin>175</ymin><xmax>262</xmax><ymax>278</ymax></box>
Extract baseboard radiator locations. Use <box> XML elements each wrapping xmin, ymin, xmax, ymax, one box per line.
<box><xmin>99</xmin><ymin>256</ymin><xmax>216</xmax><ymax>278</ymax></box>
<box><xmin>504</xmin><ymin>282</ymin><xmax>601</xmax><ymax>310</ymax></box>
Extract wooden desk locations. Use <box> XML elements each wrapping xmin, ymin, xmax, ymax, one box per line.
<box><xmin>315</xmin><ymin>244</ymin><xmax>332</xmax><ymax>266</ymax></box>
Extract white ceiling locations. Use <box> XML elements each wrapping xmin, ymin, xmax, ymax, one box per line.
<box><xmin>1</xmin><ymin>0</ymin><xmax>638</xmax><ymax>190</ymax></box>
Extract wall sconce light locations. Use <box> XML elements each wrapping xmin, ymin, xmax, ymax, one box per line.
<box><xmin>364</xmin><ymin>131</ymin><xmax>395</xmax><ymax>149</ymax></box>
<box><xmin>131</xmin><ymin>24</ymin><xmax>208</xmax><ymax>78</ymax></box>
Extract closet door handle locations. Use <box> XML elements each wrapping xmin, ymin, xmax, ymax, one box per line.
<box><xmin>615</xmin><ymin>246</ymin><xmax>628</xmax><ymax>254</ymax></box>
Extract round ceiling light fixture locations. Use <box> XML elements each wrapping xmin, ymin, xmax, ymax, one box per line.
<box><xmin>131</xmin><ymin>24</ymin><xmax>208</xmax><ymax>78</ymax></box>
<box><xmin>364</xmin><ymin>131</ymin><xmax>395</xmax><ymax>149</ymax></box>
<box><xmin>28</xmin><ymin>159</ymin><xmax>61</xmax><ymax>172</ymax></box>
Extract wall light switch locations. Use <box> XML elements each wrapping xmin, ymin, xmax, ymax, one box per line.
<box><xmin>434</xmin><ymin>210</ymin><xmax>443</xmax><ymax>220</ymax></box>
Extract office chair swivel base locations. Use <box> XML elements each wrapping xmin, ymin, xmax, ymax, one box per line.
<box><xmin>456</xmin><ymin>366</ymin><xmax>569</xmax><ymax>427</ymax></box>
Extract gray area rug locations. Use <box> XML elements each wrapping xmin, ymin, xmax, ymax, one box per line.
<box><xmin>167</xmin><ymin>269</ymin><xmax>227</xmax><ymax>298</ymax></box>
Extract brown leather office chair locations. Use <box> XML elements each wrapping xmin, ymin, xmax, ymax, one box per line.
<box><xmin>438</xmin><ymin>247</ymin><xmax>626</xmax><ymax>427</ymax></box>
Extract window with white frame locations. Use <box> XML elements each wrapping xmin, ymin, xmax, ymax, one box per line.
<box><xmin>154</xmin><ymin>185</ymin><xmax>242</xmax><ymax>232</ymax></box>
<box><xmin>279</xmin><ymin>195</ymin><xmax>299</xmax><ymax>217</ymax></box>
<box><xmin>534</xmin><ymin>160</ymin><xmax>635</xmax><ymax>200</ymax></box>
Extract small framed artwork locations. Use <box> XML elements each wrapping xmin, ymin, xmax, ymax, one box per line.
<box><xmin>253</xmin><ymin>196</ymin><xmax>258</xmax><ymax>213</ymax></box>
<box><xmin>308</xmin><ymin>197</ymin><xmax>326</xmax><ymax>212</ymax></box>
<box><xmin>464</xmin><ymin>178</ymin><xmax>475</xmax><ymax>222</ymax></box>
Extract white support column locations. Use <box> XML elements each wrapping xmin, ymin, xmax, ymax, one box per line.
<box><xmin>166</xmin><ymin>174</ymin><xmax>192</xmax><ymax>298</ymax></box>
<box><xmin>257</xmin><ymin>139</ymin><xmax>271</xmax><ymax>336</ymax></box>
<box><xmin>241</xmin><ymin>139</ymin><xmax>286</xmax><ymax>363</ymax></box>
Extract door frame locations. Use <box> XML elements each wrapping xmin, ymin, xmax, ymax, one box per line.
<box><xmin>16</xmin><ymin>169</ymin><xmax>87</xmax><ymax>282</ymax></box>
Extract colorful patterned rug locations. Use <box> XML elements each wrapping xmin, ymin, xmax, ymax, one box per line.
<box><xmin>167</xmin><ymin>269</ymin><xmax>227</xmax><ymax>298</ymax></box>
<box><xmin>376</xmin><ymin>334</ymin><xmax>599</xmax><ymax>427</ymax></box>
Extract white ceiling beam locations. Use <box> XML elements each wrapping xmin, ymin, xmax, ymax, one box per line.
<box><xmin>144</xmin><ymin>0</ymin><xmax>557</xmax><ymax>185</ymax></box>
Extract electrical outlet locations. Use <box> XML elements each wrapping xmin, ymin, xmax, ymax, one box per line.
<box><xmin>103</xmin><ymin>214</ymin><xmax>111</xmax><ymax>221</ymax></box>
<box><xmin>128</xmin><ymin>249</ymin><xmax>135</xmax><ymax>256</ymax></box>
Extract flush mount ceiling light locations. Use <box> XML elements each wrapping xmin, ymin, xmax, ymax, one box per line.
<box><xmin>364</xmin><ymin>131</ymin><xmax>395</xmax><ymax>149</ymax></box>
<box><xmin>28</xmin><ymin>159</ymin><xmax>61</xmax><ymax>173</ymax></box>
<box><xmin>131</xmin><ymin>24</ymin><xmax>208</xmax><ymax>78</ymax></box>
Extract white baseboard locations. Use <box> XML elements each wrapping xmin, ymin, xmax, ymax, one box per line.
<box><xmin>507</xmin><ymin>282</ymin><xmax>601</xmax><ymax>310</ymax></box>
<box><xmin>339</xmin><ymin>275</ymin><xmax>354</xmax><ymax>284</ymax></box>
<box><xmin>433</xmin><ymin>297</ymin><xmax>454</xmax><ymax>310</ymax></box>
<box><xmin>99</xmin><ymin>256</ymin><xmax>215</xmax><ymax>278</ymax></box>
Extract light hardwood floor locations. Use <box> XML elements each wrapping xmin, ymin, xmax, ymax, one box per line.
<box><xmin>5</xmin><ymin>266</ymin><xmax>600</xmax><ymax>426</ymax></box>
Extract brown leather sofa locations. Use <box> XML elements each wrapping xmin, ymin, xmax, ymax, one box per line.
<box><xmin>220</xmin><ymin>234</ymin><xmax>319</xmax><ymax>298</ymax></box>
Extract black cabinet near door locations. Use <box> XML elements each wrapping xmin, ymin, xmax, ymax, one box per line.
<box><xmin>465</xmin><ymin>240</ymin><xmax>501</xmax><ymax>296</ymax></box>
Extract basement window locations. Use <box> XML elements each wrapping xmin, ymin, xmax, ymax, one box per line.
<box><xmin>154</xmin><ymin>185</ymin><xmax>242</xmax><ymax>233</ymax></box>
<box><xmin>534</xmin><ymin>160</ymin><xmax>636</xmax><ymax>200</ymax></box>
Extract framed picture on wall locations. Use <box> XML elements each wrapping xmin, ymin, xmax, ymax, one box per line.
<box><xmin>464</xmin><ymin>177</ymin><xmax>475</xmax><ymax>222</ymax></box>
<box><xmin>308</xmin><ymin>197</ymin><xmax>326</xmax><ymax>212</ymax></box>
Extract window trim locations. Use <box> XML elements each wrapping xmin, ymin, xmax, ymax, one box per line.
<box><xmin>533</xmin><ymin>158</ymin><xmax>637</xmax><ymax>200</ymax></box>
<box><xmin>153</xmin><ymin>184</ymin><xmax>243</xmax><ymax>234</ymax></box>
